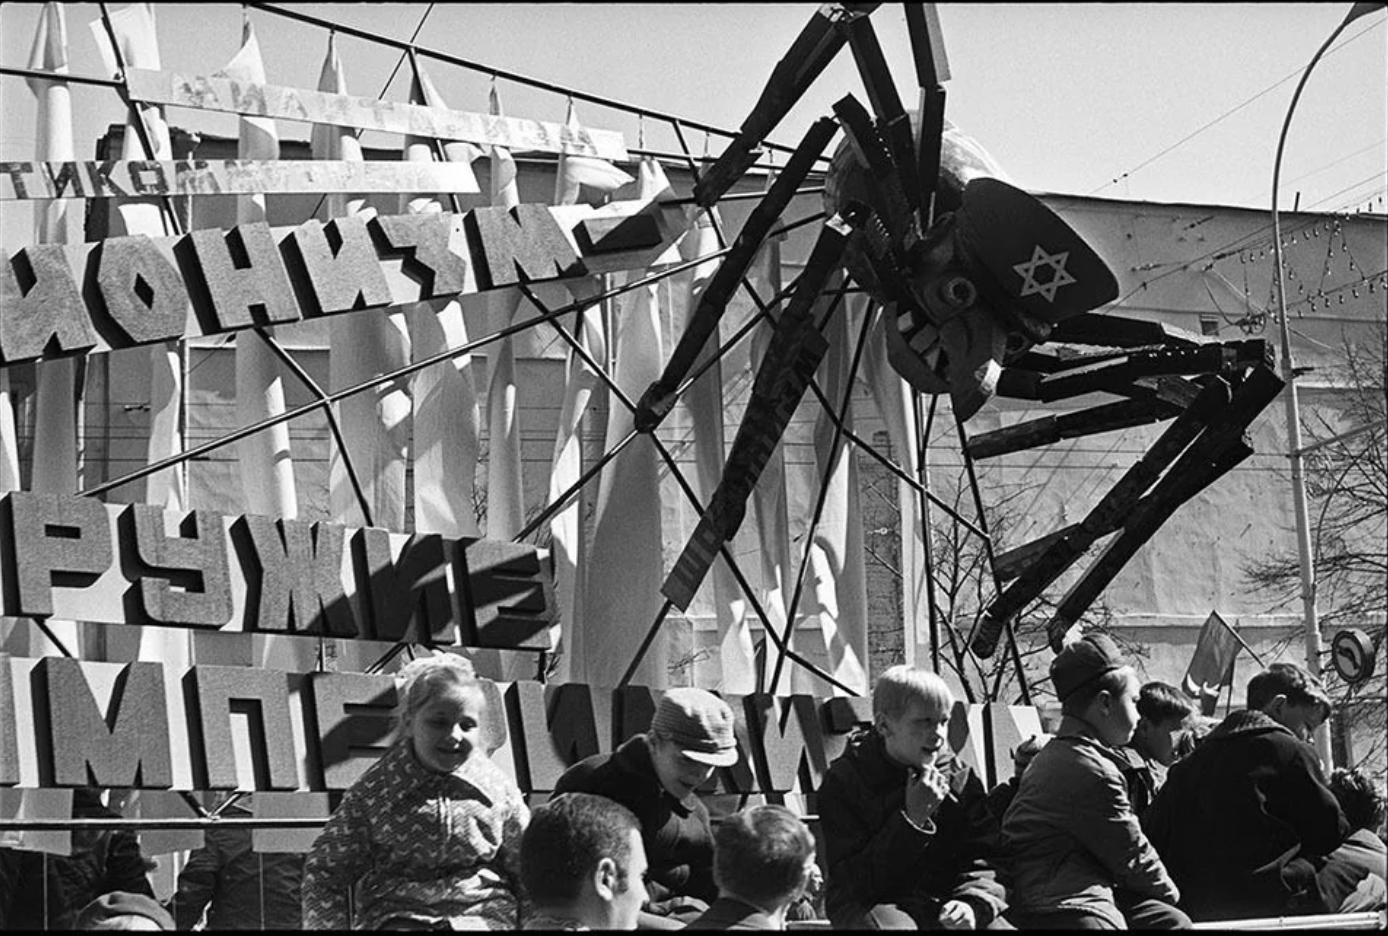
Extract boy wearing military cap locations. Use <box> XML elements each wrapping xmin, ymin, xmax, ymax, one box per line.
<box><xmin>1001</xmin><ymin>634</ymin><xmax>1189</xmax><ymax>929</ymax></box>
<box><xmin>555</xmin><ymin>687</ymin><xmax>739</xmax><ymax>929</ymax></box>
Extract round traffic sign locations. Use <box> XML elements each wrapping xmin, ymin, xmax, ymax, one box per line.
<box><xmin>1330</xmin><ymin>628</ymin><xmax>1376</xmax><ymax>683</ymax></box>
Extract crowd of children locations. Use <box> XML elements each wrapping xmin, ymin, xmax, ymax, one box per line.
<box><xmin>2</xmin><ymin>643</ymin><xmax>1383</xmax><ymax>930</ymax></box>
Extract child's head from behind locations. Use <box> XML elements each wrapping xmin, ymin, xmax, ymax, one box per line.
<box><xmin>1329</xmin><ymin>767</ymin><xmax>1386</xmax><ymax>836</ymax></box>
<box><xmin>873</xmin><ymin>666</ymin><xmax>954</xmax><ymax>769</ymax></box>
<box><xmin>1052</xmin><ymin>634</ymin><xmax>1139</xmax><ymax>747</ymax></box>
<box><xmin>1132</xmin><ymin>681</ymin><xmax>1195</xmax><ymax>766</ymax></box>
<box><xmin>396</xmin><ymin>653</ymin><xmax>485</xmax><ymax>774</ymax></box>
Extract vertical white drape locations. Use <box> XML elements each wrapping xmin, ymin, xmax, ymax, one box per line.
<box><xmin>320</xmin><ymin>34</ymin><xmax>410</xmax><ymax>534</ymax></box>
<box><xmin>483</xmin><ymin>85</ymin><xmax>527</xmax><ymax>542</ymax></box>
<box><xmin>681</xmin><ymin>208</ymin><xmax>759</xmax><ymax>692</ymax></box>
<box><xmin>574</xmin><ymin>159</ymin><xmax>671</xmax><ymax>690</ymax></box>
<box><xmin>792</xmin><ymin>282</ymin><xmax>869</xmax><ymax>695</ymax></box>
<box><xmin>545</xmin><ymin>101</ymin><xmax>630</xmax><ymax>682</ymax></box>
<box><xmin>89</xmin><ymin>2</ymin><xmax>203</xmax><ymax>857</ymax></box>
<box><xmin>403</xmin><ymin>63</ymin><xmax>483</xmax><ymax>541</ymax></box>
<box><xmin>224</xmin><ymin>16</ymin><xmax>297</xmax><ymax>522</ymax></box>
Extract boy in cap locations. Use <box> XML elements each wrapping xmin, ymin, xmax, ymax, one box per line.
<box><xmin>1001</xmin><ymin>633</ymin><xmax>1188</xmax><ymax>929</ymax></box>
<box><xmin>1145</xmin><ymin>662</ymin><xmax>1349</xmax><ymax>921</ymax></box>
<box><xmin>818</xmin><ymin>665</ymin><xmax>1007</xmax><ymax>929</ymax></box>
<box><xmin>555</xmin><ymin>687</ymin><xmax>739</xmax><ymax>929</ymax></box>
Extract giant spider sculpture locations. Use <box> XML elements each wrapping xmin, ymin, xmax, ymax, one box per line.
<box><xmin>631</xmin><ymin>3</ymin><xmax>1280</xmax><ymax>691</ymax></box>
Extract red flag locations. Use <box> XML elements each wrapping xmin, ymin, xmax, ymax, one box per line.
<box><xmin>1182</xmin><ymin>610</ymin><xmax>1242</xmax><ymax>716</ymax></box>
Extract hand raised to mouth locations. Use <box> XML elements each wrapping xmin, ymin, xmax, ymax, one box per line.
<box><xmin>904</xmin><ymin>762</ymin><xmax>951</xmax><ymax>826</ymax></box>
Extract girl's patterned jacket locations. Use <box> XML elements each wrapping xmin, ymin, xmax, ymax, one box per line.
<box><xmin>302</xmin><ymin>741</ymin><xmax>529</xmax><ymax>930</ymax></box>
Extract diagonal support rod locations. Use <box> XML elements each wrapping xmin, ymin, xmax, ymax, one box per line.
<box><xmin>767</xmin><ymin>285</ymin><xmax>870</xmax><ymax>696</ymax></box>
<box><xmin>528</xmin><ymin>279</ymin><xmax>857</xmax><ymax>696</ymax></box>
<box><xmin>952</xmin><ymin>415</ymin><xmax>1032</xmax><ymax>705</ymax></box>
<box><xmin>251</xmin><ymin>326</ymin><xmax>375</xmax><ymax>528</ymax></box>
<box><xmin>74</xmin><ymin>243</ymin><xmax>736</xmax><ymax>500</ymax></box>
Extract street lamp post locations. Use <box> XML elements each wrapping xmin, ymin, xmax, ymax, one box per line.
<box><xmin>1270</xmin><ymin>1</ymin><xmax>1385</xmax><ymax>769</ymax></box>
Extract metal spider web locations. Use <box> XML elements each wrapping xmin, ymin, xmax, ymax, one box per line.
<box><xmin>60</xmin><ymin>2</ymin><xmax>1036</xmax><ymax>699</ymax></box>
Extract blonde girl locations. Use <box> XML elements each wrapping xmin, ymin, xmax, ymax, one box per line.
<box><xmin>302</xmin><ymin>653</ymin><xmax>528</xmax><ymax>930</ymax></box>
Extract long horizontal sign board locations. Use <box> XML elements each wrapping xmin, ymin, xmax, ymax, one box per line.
<box><xmin>0</xmin><ymin>491</ymin><xmax>554</xmax><ymax>650</ymax></box>
<box><xmin>0</xmin><ymin>656</ymin><xmax>1042</xmax><ymax>796</ymax></box>
<box><xmin>124</xmin><ymin>68</ymin><xmax>629</xmax><ymax>160</ymax></box>
<box><xmin>0</xmin><ymin>159</ymin><xmax>481</xmax><ymax>201</ymax></box>
<box><xmin>0</xmin><ymin>659</ymin><xmax>871</xmax><ymax>794</ymax></box>
<box><xmin>1</xmin><ymin>194</ymin><xmax>686</xmax><ymax>367</ymax></box>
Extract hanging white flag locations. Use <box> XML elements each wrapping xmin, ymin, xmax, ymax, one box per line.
<box><xmin>221</xmin><ymin>16</ymin><xmax>297</xmax><ymax>523</ymax></box>
<box><xmin>27</xmin><ymin>1</ymin><xmax>80</xmax><ymax>503</ymax></box>
<box><xmin>0</xmin><ymin>377</ymin><xmax>17</xmax><ymax>495</ymax></box>
<box><xmin>545</xmin><ymin>102</ymin><xmax>619</xmax><ymax>681</ymax></box>
<box><xmin>794</xmin><ymin>282</ymin><xmax>869</xmax><ymax>696</ymax></box>
<box><xmin>750</xmin><ymin>192</ymin><xmax>798</xmax><ymax>693</ymax></box>
<box><xmin>678</xmin><ymin>206</ymin><xmax>759</xmax><ymax>691</ymax></box>
<box><xmin>553</xmin><ymin>99</ymin><xmax>634</xmax><ymax>205</ymax></box>
<box><xmin>320</xmin><ymin>33</ymin><xmax>410</xmax><ymax>535</ymax></box>
<box><xmin>204</xmin><ymin>15</ymin><xmax>315</xmax><ymax>672</ymax></box>
<box><xmin>89</xmin><ymin>3</ymin><xmax>204</xmax><ymax>856</ymax></box>
<box><xmin>0</xmin><ymin>3</ymin><xmax>81</xmax><ymax>858</ymax></box>
<box><xmin>24</xmin><ymin>1</ymin><xmax>82</xmax><ymax>660</ymax></box>
<box><xmin>91</xmin><ymin>2</ymin><xmax>184</xmax><ymax>514</ymax></box>
<box><xmin>484</xmin><ymin>84</ymin><xmax>526</xmax><ymax>542</ymax></box>
<box><xmin>313</xmin><ymin>33</ymin><xmax>403</xmax><ymax>676</ymax></box>
<box><xmin>403</xmin><ymin>63</ymin><xmax>482</xmax><ymax>541</ymax></box>
<box><xmin>576</xmin><ymin>157</ymin><xmax>672</xmax><ymax>689</ymax></box>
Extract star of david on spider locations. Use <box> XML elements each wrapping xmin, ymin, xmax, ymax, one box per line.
<box><xmin>1013</xmin><ymin>245</ymin><xmax>1078</xmax><ymax>302</ymax></box>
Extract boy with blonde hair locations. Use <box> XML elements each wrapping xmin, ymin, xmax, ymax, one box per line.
<box><xmin>819</xmin><ymin>666</ymin><xmax>1007</xmax><ymax>929</ymax></box>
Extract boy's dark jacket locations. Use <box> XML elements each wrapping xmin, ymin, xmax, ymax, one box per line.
<box><xmin>555</xmin><ymin>735</ymin><xmax>717</xmax><ymax>911</ymax></box>
<box><xmin>818</xmin><ymin>728</ymin><xmax>1007</xmax><ymax>925</ymax></box>
<box><xmin>1144</xmin><ymin>708</ymin><xmax>1349</xmax><ymax>921</ymax></box>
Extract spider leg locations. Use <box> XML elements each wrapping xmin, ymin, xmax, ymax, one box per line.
<box><xmin>661</xmin><ymin>214</ymin><xmax>853</xmax><ymax>611</ymax></box>
<box><xmin>634</xmin><ymin>117</ymin><xmax>840</xmax><ymax>433</ymax></box>
<box><xmin>693</xmin><ymin>3</ymin><xmax>879</xmax><ymax>207</ymax></box>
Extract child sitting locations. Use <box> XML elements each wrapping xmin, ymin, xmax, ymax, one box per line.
<box><xmin>818</xmin><ymin>666</ymin><xmax>1007</xmax><ymax>929</ymax></box>
<box><xmin>1002</xmin><ymin>633</ymin><xmax>1188</xmax><ymax>929</ymax></box>
<box><xmin>302</xmin><ymin>653</ymin><xmax>529</xmax><ymax>930</ymax></box>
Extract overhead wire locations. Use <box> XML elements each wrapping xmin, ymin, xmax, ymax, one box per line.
<box><xmin>1086</xmin><ymin>15</ymin><xmax>1385</xmax><ymax>197</ymax></box>
<box><xmin>1237</xmin><ymin>138</ymin><xmax>1387</xmax><ymax>206</ymax></box>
